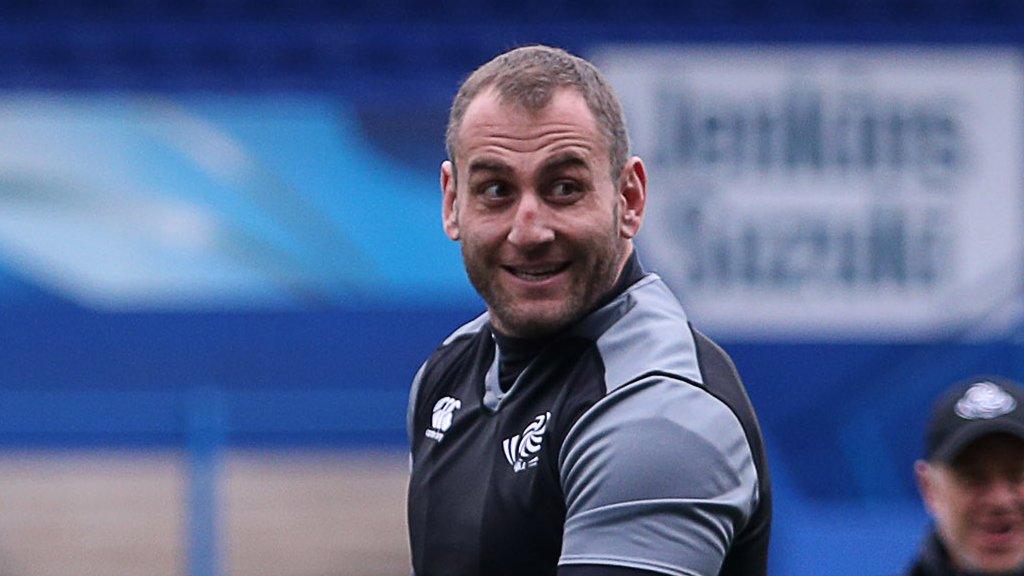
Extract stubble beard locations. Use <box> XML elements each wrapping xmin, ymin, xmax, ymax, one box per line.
<box><xmin>462</xmin><ymin>214</ymin><xmax>626</xmax><ymax>338</ymax></box>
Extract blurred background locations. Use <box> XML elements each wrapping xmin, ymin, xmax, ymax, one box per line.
<box><xmin>0</xmin><ymin>1</ymin><xmax>1023</xmax><ymax>575</ymax></box>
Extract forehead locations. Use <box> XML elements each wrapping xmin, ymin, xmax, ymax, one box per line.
<box><xmin>456</xmin><ymin>87</ymin><xmax>606</xmax><ymax>166</ymax></box>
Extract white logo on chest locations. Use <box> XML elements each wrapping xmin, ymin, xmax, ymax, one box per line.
<box><xmin>502</xmin><ymin>412</ymin><xmax>551</xmax><ymax>473</ymax></box>
<box><xmin>426</xmin><ymin>396</ymin><xmax>461</xmax><ymax>442</ymax></box>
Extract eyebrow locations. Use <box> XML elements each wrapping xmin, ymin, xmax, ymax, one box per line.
<box><xmin>465</xmin><ymin>152</ymin><xmax>593</xmax><ymax>181</ymax></box>
<box><xmin>537</xmin><ymin>153</ymin><xmax>591</xmax><ymax>178</ymax></box>
<box><xmin>466</xmin><ymin>158</ymin><xmax>513</xmax><ymax>177</ymax></box>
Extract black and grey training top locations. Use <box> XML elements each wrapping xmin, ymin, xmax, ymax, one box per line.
<box><xmin>407</xmin><ymin>273</ymin><xmax>771</xmax><ymax>576</ymax></box>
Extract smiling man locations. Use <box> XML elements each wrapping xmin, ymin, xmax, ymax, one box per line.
<box><xmin>406</xmin><ymin>45</ymin><xmax>771</xmax><ymax>576</ymax></box>
<box><xmin>912</xmin><ymin>376</ymin><xmax>1024</xmax><ymax>576</ymax></box>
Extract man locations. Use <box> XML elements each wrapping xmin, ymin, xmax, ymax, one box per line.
<box><xmin>911</xmin><ymin>376</ymin><xmax>1024</xmax><ymax>575</ymax></box>
<box><xmin>407</xmin><ymin>45</ymin><xmax>771</xmax><ymax>576</ymax></box>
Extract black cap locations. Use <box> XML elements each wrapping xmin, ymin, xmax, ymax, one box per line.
<box><xmin>926</xmin><ymin>375</ymin><xmax>1024</xmax><ymax>463</ymax></box>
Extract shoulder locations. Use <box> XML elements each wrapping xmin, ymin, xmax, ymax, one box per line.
<box><xmin>689</xmin><ymin>327</ymin><xmax>751</xmax><ymax>416</ymax></box>
<box><xmin>556</xmin><ymin>375</ymin><xmax>760</xmax><ymax>575</ymax></box>
<box><xmin>416</xmin><ymin>311</ymin><xmax>490</xmax><ymax>385</ymax></box>
<box><xmin>561</xmin><ymin>276</ymin><xmax>764</xmax><ymax>487</ymax></box>
<box><xmin>576</xmin><ymin>275</ymin><xmax>760</xmax><ymax>441</ymax></box>
<box><xmin>688</xmin><ymin>327</ymin><xmax>770</xmax><ymax>495</ymax></box>
<box><xmin>441</xmin><ymin>311</ymin><xmax>490</xmax><ymax>347</ymax></box>
<box><xmin>558</xmin><ymin>375</ymin><xmax>758</xmax><ymax>509</ymax></box>
<box><xmin>407</xmin><ymin>312</ymin><xmax>490</xmax><ymax>440</ymax></box>
<box><xmin>572</xmin><ymin>274</ymin><xmax>702</xmax><ymax>392</ymax></box>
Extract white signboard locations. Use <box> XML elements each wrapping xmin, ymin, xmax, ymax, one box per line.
<box><xmin>596</xmin><ymin>46</ymin><xmax>1024</xmax><ymax>340</ymax></box>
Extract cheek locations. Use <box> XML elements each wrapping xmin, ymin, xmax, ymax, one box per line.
<box><xmin>930</xmin><ymin>484</ymin><xmax>968</xmax><ymax>527</ymax></box>
<box><xmin>944</xmin><ymin>493</ymin><xmax>979</xmax><ymax>536</ymax></box>
<box><xmin>563</xmin><ymin>209</ymin><xmax>619</xmax><ymax>241</ymax></box>
<box><xmin>460</xmin><ymin>219</ymin><xmax>505</xmax><ymax>249</ymax></box>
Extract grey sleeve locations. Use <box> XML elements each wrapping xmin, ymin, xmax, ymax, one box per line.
<box><xmin>557</xmin><ymin>377</ymin><xmax>759</xmax><ymax>576</ymax></box>
<box><xmin>407</xmin><ymin>361</ymin><xmax>428</xmax><ymax>446</ymax></box>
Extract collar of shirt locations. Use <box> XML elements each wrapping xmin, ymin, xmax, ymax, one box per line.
<box><xmin>490</xmin><ymin>250</ymin><xmax>646</xmax><ymax>393</ymax></box>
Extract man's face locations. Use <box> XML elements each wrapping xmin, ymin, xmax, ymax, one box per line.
<box><xmin>917</xmin><ymin>434</ymin><xmax>1024</xmax><ymax>573</ymax></box>
<box><xmin>441</xmin><ymin>87</ymin><xmax>645</xmax><ymax>338</ymax></box>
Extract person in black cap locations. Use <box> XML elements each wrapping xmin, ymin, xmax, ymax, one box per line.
<box><xmin>909</xmin><ymin>375</ymin><xmax>1024</xmax><ymax>575</ymax></box>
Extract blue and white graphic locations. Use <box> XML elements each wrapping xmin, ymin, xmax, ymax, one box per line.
<box><xmin>0</xmin><ymin>95</ymin><xmax>474</xmax><ymax>310</ymax></box>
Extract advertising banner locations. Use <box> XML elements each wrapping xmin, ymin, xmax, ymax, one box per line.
<box><xmin>596</xmin><ymin>46</ymin><xmax>1024</xmax><ymax>340</ymax></box>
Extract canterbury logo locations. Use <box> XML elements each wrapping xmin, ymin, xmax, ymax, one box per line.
<box><xmin>425</xmin><ymin>396</ymin><xmax>461</xmax><ymax>442</ymax></box>
<box><xmin>502</xmin><ymin>412</ymin><xmax>551</xmax><ymax>473</ymax></box>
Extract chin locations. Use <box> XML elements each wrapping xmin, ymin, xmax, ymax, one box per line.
<box><xmin>496</xmin><ymin>305</ymin><xmax>577</xmax><ymax>338</ymax></box>
<box><xmin>974</xmin><ymin>561</ymin><xmax>1024</xmax><ymax>574</ymax></box>
<box><xmin>499</xmin><ymin>317</ymin><xmax>566</xmax><ymax>338</ymax></box>
<box><xmin>968</xmin><ymin>553</ymin><xmax>1024</xmax><ymax>574</ymax></box>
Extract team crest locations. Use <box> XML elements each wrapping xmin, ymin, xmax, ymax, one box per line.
<box><xmin>426</xmin><ymin>396</ymin><xmax>461</xmax><ymax>442</ymax></box>
<box><xmin>502</xmin><ymin>412</ymin><xmax>551</xmax><ymax>473</ymax></box>
<box><xmin>955</xmin><ymin>382</ymin><xmax>1016</xmax><ymax>420</ymax></box>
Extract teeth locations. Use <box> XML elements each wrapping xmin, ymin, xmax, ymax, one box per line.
<box><xmin>512</xmin><ymin>266</ymin><xmax>562</xmax><ymax>279</ymax></box>
<box><xmin>516</xmin><ymin>270</ymin><xmax>555</xmax><ymax>279</ymax></box>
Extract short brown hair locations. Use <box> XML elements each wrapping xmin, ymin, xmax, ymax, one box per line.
<box><xmin>445</xmin><ymin>45</ymin><xmax>630</xmax><ymax>179</ymax></box>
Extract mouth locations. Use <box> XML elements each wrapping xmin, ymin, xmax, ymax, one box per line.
<box><xmin>977</xmin><ymin>519</ymin><xmax>1022</xmax><ymax>548</ymax></box>
<box><xmin>502</xmin><ymin>262</ymin><xmax>571</xmax><ymax>282</ymax></box>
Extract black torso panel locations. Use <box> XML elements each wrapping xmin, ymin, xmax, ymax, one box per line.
<box><xmin>408</xmin><ymin>332</ymin><xmax>607</xmax><ymax>576</ymax></box>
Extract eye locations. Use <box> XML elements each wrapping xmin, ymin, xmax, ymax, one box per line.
<box><xmin>955</xmin><ymin>469</ymin><xmax>988</xmax><ymax>487</ymax></box>
<box><xmin>963</xmin><ymin>474</ymin><xmax>986</xmax><ymax>487</ymax></box>
<box><xmin>549</xmin><ymin>180</ymin><xmax>582</xmax><ymax>200</ymax></box>
<box><xmin>478</xmin><ymin>182</ymin><xmax>510</xmax><ymax>202</ymax></box>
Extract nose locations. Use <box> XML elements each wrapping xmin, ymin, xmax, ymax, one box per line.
<box><xmin>507</xmin><ymin>192</ymin><xmax>555</xmax><ymax>248</ymax></box>
<box><xmin>981</xmin><ymin>478</ymin><xmax>1022</xmax><ymax>510</ymax></box>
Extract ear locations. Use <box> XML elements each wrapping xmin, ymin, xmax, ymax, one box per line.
<box><xmin>441</xmin><ymin>160</ymin><xmax>460</xmax><ymax>241</ymax></box>
<box><xmin>915</xmin><ymin>460</ymin><xmax>937</xmax><ymax>515</ymax></box>
<box><xmin>617</xmin><ymin>156</ymin><xmax>647</xmax><ymax>239</ymax></box>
